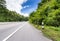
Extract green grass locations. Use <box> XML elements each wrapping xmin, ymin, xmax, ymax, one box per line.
<box><xmin>42</xmin><ymin>26</ymin><xmax>60</xmax><ymax>41</ymax></box>
<box><xmin>34</xmin><ymin>24</ymin><xmax>60</xmax><ymax>41</ymax></box>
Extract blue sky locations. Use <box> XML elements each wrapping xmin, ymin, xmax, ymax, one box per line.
<box><xmin>5</xmin><ymin>0</ymin><xmax>41</xmax><ymax>16</ymax></box>
<box><xmin>21</xmin><ymin>0</ymin><xmax>41</xmax><ymax>14</ymax></box>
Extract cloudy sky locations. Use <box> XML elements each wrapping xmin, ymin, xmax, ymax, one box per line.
<box><xmin>5</xmin><ymin>0</ymin><xmax>41</xmax><ymax>16</ymax></box>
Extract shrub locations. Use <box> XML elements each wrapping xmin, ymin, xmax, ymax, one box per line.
<box><xmin>44</xmin><ymin>18</ymin><xmax>60</xmax><ymax>27</ymax></box>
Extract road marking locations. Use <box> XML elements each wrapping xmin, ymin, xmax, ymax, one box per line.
<box><xmin>3</xmin><ymin>23</ymin><xmax>26</xmax><ymax>41</ymax></box>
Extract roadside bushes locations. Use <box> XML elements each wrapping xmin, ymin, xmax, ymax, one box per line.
<box><xmin>44</xmin><ymin>9</ymin><xmax>60</xmax><ymax>27</ymax></box>
<box><xmin>44</xmin><ymin>18</ymin><xmax>59</xmax><ymax>27</ymax></box>
<box><xmin>29</xmin><ymin>0</ymin><xmax>60</xmax><ymax>27</ymax></box>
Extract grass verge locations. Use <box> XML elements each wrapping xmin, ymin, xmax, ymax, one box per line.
<box><xmin>33</xmin><ymin>24</ymin><xmax>60</xmax><ymax>41</ymax></box>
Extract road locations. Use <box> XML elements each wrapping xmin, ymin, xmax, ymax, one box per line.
<box><xmin>0</xmin><ymin>22</ymin><xmax>52</xmax><ymax>41</ymax></box>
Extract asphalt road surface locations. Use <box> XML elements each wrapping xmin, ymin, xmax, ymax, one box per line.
<box><xmin>0</xmin><ymin>22</ymin><xmax>52</xmax><ymax>41</ymax></box>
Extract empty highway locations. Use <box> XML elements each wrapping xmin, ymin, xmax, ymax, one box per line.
<box><xmin>0</xmin><ymin>22</ymin><xmax>52</xmax><ymax>41</ymax></box>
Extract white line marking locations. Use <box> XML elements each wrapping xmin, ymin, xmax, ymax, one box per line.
<box><xmin>3</xmin><ymin>23</ymin><xmax>26</xmax><ymax>41</ymax></box>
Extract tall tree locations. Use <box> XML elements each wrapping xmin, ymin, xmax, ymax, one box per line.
<box><xmin>29</xmin><ymin>0</ymin><xmax>60</xmax><ymax>27</ymax></box>
<box><xmin>0</xmin><ymin>0</ymin><xmax>6</xmax><ymax>8</ymax></box>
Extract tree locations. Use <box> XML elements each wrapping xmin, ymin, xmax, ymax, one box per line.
<box><xmin>0</xmin><ymin>0</ymin><xmax>6</xmax><ymax>8</ymax></box>
<box><xmin>0</xmin><ymin>0</ymin><xmax>28</xmax><ymax>22</ymax></box>
<box><xmin>29</xmin><ymin>0</ymin><xmax>60</xmax><ymax>27</ymax></box>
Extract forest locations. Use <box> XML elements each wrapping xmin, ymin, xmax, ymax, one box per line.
<box><xmin>29</xmin><ymin>0</ymin><xmax>60</xmax><ymax>41</ymax></box>
<box><xmin>29</xmin><ymin>0</ymin><xmax>60</xmax><ymax>27</ymax></box>
<box><xmin>0</xmin><ymin>0</ymin><xmax>28</xmax><ymax>22</ymax></box>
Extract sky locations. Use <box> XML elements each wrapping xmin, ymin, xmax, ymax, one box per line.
<box><xmin>5</xmin><ymin>0</ymin><xmax>41</xmax><ymax>16</ymax></box>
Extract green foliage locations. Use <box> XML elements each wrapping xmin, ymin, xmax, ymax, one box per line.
<box><xmin>29</xmin><ymin>0</ymin><xmax>60</xmax><ymax>27</ymax></box>
<box><xmin>42</xmin><ymin>26</ymin><xmax>60</xmax><ymax>41</ymax></box>
<box><xmin>0</xmin><ymin>0</ymin><xmax>28</xmax><ymax>22</ymax></box>
<box><xmin>0</xmin><ymin>0</ymin><xmax>6</xmax><ymax>8</ymax></box>
<box><xmin>33</xmin><ymin>24</ymin><xmax>60</xmax><ymax>41</ymax></box>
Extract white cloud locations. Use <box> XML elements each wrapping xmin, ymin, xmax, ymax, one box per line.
<box><xmin>5</xmin><ymin>0</ymin><xmax>29</xmax><ymax>16</ymax></box>
<box><xmin>21</xmin><ymin>13</ymin><xmax>29</xmax><ymax>17</ymax></box>
<box><xmin>23</xmin><ymin>5</ymin><xmax>30</xmax><ymax>8</ymax></box>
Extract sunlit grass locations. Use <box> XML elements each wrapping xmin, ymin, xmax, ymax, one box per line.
<box><xmin>34</xmin><ymin>24</ymin><xmax>60</xmax><ymax>41</ymax></box>
<box><xmin>42</xmin><ymin>26</ymin><xmax>60</xmax><ymax>41</ymax></box>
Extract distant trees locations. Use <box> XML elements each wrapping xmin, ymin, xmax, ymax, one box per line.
<box><xmin>29</xmin><ymin>0</ymin><xmax>60</xmax><ymax>27</ymax></box>
<box><xmin>0</xmin><ymin>0</ymin><xmax>28</xmax><ymax>22</ymax></box>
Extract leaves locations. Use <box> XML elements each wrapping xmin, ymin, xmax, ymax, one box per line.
<box><xmin>29</xmin><ymin>0</ymin><xmax>60</xmax><ymax>27</ymax></box>
<box><xmin>0</xmin><ymin>0</ymin><xmax>28</xmax><ymax>22</ymax></box>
